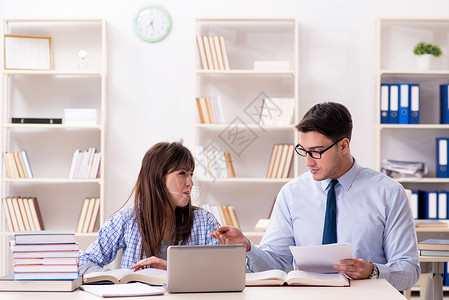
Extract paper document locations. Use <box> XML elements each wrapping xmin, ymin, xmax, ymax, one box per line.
<box><xmin>290</xmin><ymin>243</ymin><xmax>353</xmax><ymax>273</ymax></box>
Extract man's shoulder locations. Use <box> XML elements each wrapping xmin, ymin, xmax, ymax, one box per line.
<box><xmin>357</xmin><ymin>165</ymin><xmax>401</xmax><ymax>187</ymax></box>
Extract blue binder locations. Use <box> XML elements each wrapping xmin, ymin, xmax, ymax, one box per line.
<box><xmin>398</xmin><ymin>83</ymin><xmax>409</xmax><ymax>124</ymax></box>
<box><xmin>441</xmin><ymin>84</ymin><xmax>449</xmax><ymax>124</ymax></box>
<box><xmin>424</xmin><ymin>191</ymin><xmax>438</xmax><ymax>219</ymax></box>
<box><xmin>409</xmin><ymin>84</ymin><xmax>420</xmax><ymax>124</ymax></box>
<box><xmin>444</xmin><ymin>262</ymin><xmax>449</xmax><ymax>286</ymax></box>
<box><xmin>380</xmin><ymin>84</ymin><xmax>390</xmax><ymax>124</ymax></box>
<box><xmin>411</xmin><ymin>190</ymin><xmax>419</xmax><ymax>219</ymax></box>
<box><xmin>437</xmin><ymin>137</ymin><xmax>449</xmax><ymax>178</ymax></box>
<box><xmin>389</xmin><ymin>84</ymin><xmax>399</xmax><ymax>124</ymax></box>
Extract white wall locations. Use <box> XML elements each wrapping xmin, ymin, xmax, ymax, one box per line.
<box><xmin>1</xmin><ymin>0</ymin><xmax>448</xmax><ymax>218</ymax></box>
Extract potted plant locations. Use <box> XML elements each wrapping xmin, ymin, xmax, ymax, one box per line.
<box><xmin>413</xmin><ymin>42</ymin><xmax>442</xmax><ymax>70</ymax></box>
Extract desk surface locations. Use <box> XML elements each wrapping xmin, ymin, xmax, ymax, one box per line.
<box><xmin>0</xmin><ymin>279</ymin><xmax>405</xmax><ymax>300</ymax></box>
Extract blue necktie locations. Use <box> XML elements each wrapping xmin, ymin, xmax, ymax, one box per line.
<box><xmin>322</xmin><ymin>179</ymin><xmax>338</xmax><ymax>245</ymax></box>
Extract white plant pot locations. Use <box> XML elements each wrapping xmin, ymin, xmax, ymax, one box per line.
<box><xmin>416</xmin><ymin>54</ymin><xmax>433</xmax><ymax>70</ymax></box>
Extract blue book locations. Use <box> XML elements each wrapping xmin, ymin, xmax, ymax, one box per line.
<box><xmin>437</xmin><ymin>137</ymin><xmax>449</xmax><ymax>178</ymax></box>
<box><xmin>445</xmin><ymin>262</ymin><xmax>449</xmax><ymax>286</ymax></box>
<box><xmin>398</xmin><ymin>83</ymin><xmax>410</xmax><ymax>124</ymax></box>
<box><xmin>380</xmin><ymin>84</ymin><xmax>390</xmax><ymax>124</ymax></box>
<box><xmin>409</xmin><ymin>84</ymin><xmax>420</xmax><ymax>124</ymax></box>
<box><xmin>389</xmin><ymin>84</ymin><xmax>399</xmax><ymax>124</ymax></box>
<box><xmin>438</xmin><ymin>191</ymin><xmax>449</xmax><ymax>220</ymax></box>
<box><xmin>441</xmin><ymin>84</ymin><xmax>449</xmax><ymax>124</ymax></box>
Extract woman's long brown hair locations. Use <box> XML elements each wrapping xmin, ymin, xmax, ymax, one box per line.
<box><xmin>132</xmin><ymin>141</ymin><xmax>195</xmax><ymax>260</ymax></box>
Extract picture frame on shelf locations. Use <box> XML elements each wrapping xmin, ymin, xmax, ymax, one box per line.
<box><xmin>4</xmin><ymin>34</ymin><xmax>53</xmax><ymax>70</ymax></box>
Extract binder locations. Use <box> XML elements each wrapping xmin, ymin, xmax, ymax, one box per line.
<box><xmin>380</xmin><ymin>84</ymin><xmax>390</xmax><ymax>124</ymax></box>
<box><xmin>410</xmin><ymin>190</ymin><xmax>419</xmax><ymax>219</ymax></box>
<box><xmin>389</xmin><ymin>84</ymin><xmax>399</xmax><ymax>124</ymax></box>
<box><xmin>441</xmin><ymin>84</ymin><xmax>449</xmax><ymax>124</ymax></box>
<box><xmin>398</xmin><ymin>83</ymin><xmax>409</xmax><ymax>124</ymax></box>
<box><xmin>445</xmin><ymin>263</ymin><xmax>449</xmax><ymax>286</ymax></box>
<box><xmin>438</xmin><ymin>191</ymin><xmax>448</xmax><ymax>219</ymax></box>
<box><xmin>425</xmin><ymin>191</ymin><xmax>438</xmax><ymax>220</ymax></box>
<box><xmin>409</xmin><ymin>84</ymin><xmax>420</xmax><ymax>124</ymax></box>
<box><xmin>437</xmin><ymin>137</ymin><xmax>449</xmax><ymax>178</ymax></box>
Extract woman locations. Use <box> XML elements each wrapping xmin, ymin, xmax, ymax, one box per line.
<box><xmin>79</xmin><ymin>141</ymin><xmax>219</xmax><ymax>274</ymax></box>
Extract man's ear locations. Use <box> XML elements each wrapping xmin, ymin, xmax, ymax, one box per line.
<box><xmin>340</xmin><ymin>138</ymin><xmax>350</xmax><ymax>154</ymax></box>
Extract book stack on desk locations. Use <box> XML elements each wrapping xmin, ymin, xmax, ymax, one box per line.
<box><xmin>10</xmin><ymin>231</ymin><xmax>80</xmax><ymax>280</ymax></box>
<box><xmin>418</xmin><ymin>239</ymin><xmax>449</xmax><ymax>257</ymax></box>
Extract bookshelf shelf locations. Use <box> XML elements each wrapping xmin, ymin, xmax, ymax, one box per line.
<box><xmin>0</xmin><ymin>19</ymin><xmax>107</xmax><ymax>276</ymax></box>
<box><xmin>193</xmin><ymin>18</ymin><xmax>298</xmax><ymax>234</ymax></box>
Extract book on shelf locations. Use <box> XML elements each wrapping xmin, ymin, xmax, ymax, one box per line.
<box><xmin>195</xmin><ymin>96</ymin><xmax>225</xmax><ymax>124</ymax></box>
<box><xmin>82</xmin><ymin>268</ymin><xmax>167</xmax><ymax>286</ymax></box>
<box><xmin>64</xmin><ymin>108</ymin><xmax>97</xmax><ymax>125</ymax></box>
<box><xmin>420</xmin><ymin>250</ymin><xmax>449</xmax><ymax>257</ymax></box>
<box><xmin>266</xmin><ymin>144</ymin><xmax>294</xmax><ymax>179</ymax></box>
<box><xmin>14</xmin><ymin>230</ymin><xmax>76</xmax><ymax>245</ymax></box>
<box><xmin>69</xmin><ymin>147</ymin><xmax>101</xmax><ymax>179</ymax></box>
<box><xmin>196</xmin><ymin>35</ymin><xmax>230</xmax><ymax>70</ymax></box>
<box><xmin>196</xmin><ymin>146</ymin><xmax>233</xmax><ymax>179</ymax></box>
<box><xmin>245</xmin><ymin>269</ymin><xmax>349</xmax><ymax>287</ymax></box>
<box><xmin>2</xmin><ymin>197</ymin><xmax>44</xmax><ymax>232</ymax></box>
<box><xmin>223</xmin><ymin>151</ymin><xmax>236</xmax><ymax>178</ymax></box>
<box><xmin>414</xmin><ymin>219</ymin><xmax>448</xmax><ymax>228</ymax></box>
<box><xmin>418</xmin><ymin>239</ymin><xmax>449</xmax><ymax>251</ymax></box>
<box><xmin>199</xmin><ymin>204</ymin><xmax>240</xmax><ymax>229</ymax></box>
<box><xmin>76</xmin><ymin>197</ymin><xmax>100</xmax><ymax>233</ymax></box>
<box><xmin>259</xmin><ymin>98</ymin><xmax>295</xmax><ymax>126</ymax></box>
<box><xmin>81</xmin><ymin>282</ymin><xmax>164</xmax><ymax>298</ymax></box>
<box><xmin>11</xmin><ymin>117</ymin><xmax>62</xmax><ymax>124</ymax></box>
<box><xmin>2</xmin><ymin>151</ymin><xmax>33</xmax><ymax>178</ymax></box>
<box><xmin>0</xmin><ymin>273</ymin><xmax>81</xmax><ymax>292</ymax></box>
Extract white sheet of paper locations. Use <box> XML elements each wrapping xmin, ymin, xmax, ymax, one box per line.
<box><xmin>289</xmin><ymin>243</ymin><xmax>353</xmax><ymax>273</ymax></box>
<box><xmin>81</xmin><ymin>282</ymin><xmax>164</xmax><ymax>297</ymax></box>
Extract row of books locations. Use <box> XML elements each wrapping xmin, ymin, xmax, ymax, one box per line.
<box><xmin>196</xmin><ymin>96</ymin><xmax>225</xmax><ymax>124</ymax></box>
<box><xmin>2</xmin><ymin>197</ymin><xmax>44</xmax><ymax>232</ymax></box>
<box><xmin>195</xmin><ymin>146</ymin><xmax>236</xmax><ymax>179</ymax></box>
<box><xmin>76</xmin><ymin>197</ymin><xmax>101</xmax><ymax>233</ymax></box>
<box><xmin>259</xmin><ymin>98</ymin><xmax>295</xmax><ymax>126</ymax></box>
<box><xmin>437</xmin><ymin>137</ymin><xmax>449</xmax><ymax>178</ymax></box>
<box><xmin>2</xmin><ymin>151</ymin><xmax>33</xmax><ymax>178</ymax></box>
<box><xmin>199</xmin><ymin>203</ymin><xmax>240</xmax><ymax>228</ymax></box>
<box><xmin>196</xmin><ymin>35</ymin><xmax>230</xmax><ymax>71</ymax></box>
<box><xmin>267</xmin><ymin>144</ymin><xmax>294</xmax><ymax>179</ymax></box>
<box><xmin>10</xmin><ymin>231</ymin><xmax>79</xmax><ymax>280</ymax></box>
<box><xmin>380</xmin><ymin>83</ymin><xmax>419</xmax><ymax>124</ymax></box>
<box><xmin>68</xmin><ymin>147</ymin><xmax>101</xmax><ymax>179</ymax></box>
<box><xmin>409</xmin><ymin>190</ymin><xmax>449</xmax><ymax>220</ymax></box>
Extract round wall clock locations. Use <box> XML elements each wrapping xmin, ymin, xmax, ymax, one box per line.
<box><xmin>134</xmin><ymin>5</ymin><xmax>172</xmax><ymax>43</ymax></box>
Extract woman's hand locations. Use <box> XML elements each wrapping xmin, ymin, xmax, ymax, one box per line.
<box><xmin>131</xmin><ymin>256</ymin><xmax>167</xmax><ymax>271</ymax></box>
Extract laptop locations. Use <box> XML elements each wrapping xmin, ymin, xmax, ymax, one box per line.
<box><xmin>166</xmin><ymin>244</ymin><xmax>246</xmax><ymax>293</ymax></box>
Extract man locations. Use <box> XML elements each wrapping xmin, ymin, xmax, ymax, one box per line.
<box><xmin>211</xmin><ymin>102</ymin><xmax>420</xmax><ymax>291</ymax></box>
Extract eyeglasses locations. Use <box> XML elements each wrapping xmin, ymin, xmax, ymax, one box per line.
<box><xmin>294</xmin><ymin>137</ymin><xmax>345</xmax><ymax>159</ymax></box>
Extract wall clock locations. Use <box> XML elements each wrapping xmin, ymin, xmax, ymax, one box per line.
<box><xmin>134</xmin><ymin>5</ymin><xmax>172</xmax><ymax>43</ymax></box>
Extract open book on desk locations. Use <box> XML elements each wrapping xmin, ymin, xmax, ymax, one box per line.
<box><xmin>245</xmin><ymin>269</ymin><xmax>349</xmax><ymax>287</ymax></box>
<box><xmin>83</xmin><ymin>268</ymin><xmax>166</xmax><ymax>286</ymax></box>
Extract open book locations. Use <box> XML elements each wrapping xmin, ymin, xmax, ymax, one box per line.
<box><xmin>83</xmin><ymin>268</ymin><xmax>166</xmax><ymax>286</ymax></box>
<box><xmin>245</xmin><ymin>269</ymin><xmax>349</xmax><ymax>287</ymax></box>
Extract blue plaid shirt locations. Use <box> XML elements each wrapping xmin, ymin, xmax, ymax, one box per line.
<box><xmin>79</xmin><ymin>206</ymin><xmax>219</xmax><ymax>269</ymax></box>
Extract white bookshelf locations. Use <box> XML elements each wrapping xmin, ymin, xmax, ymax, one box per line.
<box><xmin>193</xmin><ymin>18</ymin><xmax>298</xmax><ymax>241</ymax></box>
<box><xmin>0</xmin><ymin>19</ymin><xmax>107</xmax><ymax>276</ymax></box>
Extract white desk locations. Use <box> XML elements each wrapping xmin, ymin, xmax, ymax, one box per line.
<box><xmin>0</xmin><ymin>279</ymin><xmax>405</xmax><ymax>300</ymax></box>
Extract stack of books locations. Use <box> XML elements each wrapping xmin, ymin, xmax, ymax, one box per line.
<box><xmin>199</xmin><ymin>204</ymin><xmax>240</xmax><ymax>228</ymax></box>
<box><xmin>195</xmin><ymin>96</ymin><xmax>225</xmax><ymax>124</ymax></box>
<box><xmin>418</xmin><ymin>239</ymin><xmax>449</xmax><ymax>257</ymax></box>
<box><xmin>196</xmin><ymin>35</ymin><xmax>230</xmax><ymax>71</ymax></box>
<box><xmin>2</xmin><ymin>151</ymin><xmax>33</xmax><ymax>178</ymax></box>
<box><xmin>266</xmin><ymin>144</ymin><xmax>294</xmax><ymax>179</ymax></box>
<box><xmin>2</xmin><ymin>197</ymin><xmax>44</xmax><ymax>232</ymax></box>
<box><xmin>68</xmin><ymin>147</ymin><xmax>101</xmax><ymax>179</ymax></box>
<box><xmin>10</xmin><ymin>231</ymin><xmax>80</xmax><ymax>280</ymax></box>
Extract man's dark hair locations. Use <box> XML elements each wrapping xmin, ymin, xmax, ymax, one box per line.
<box><xmin>295</xmin><ymin>102</ymin><xmax>352</xmax><ymax>142</ymax></box>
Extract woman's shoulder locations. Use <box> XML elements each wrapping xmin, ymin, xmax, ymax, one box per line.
<box><xmin>108</xmin><ymin>206</ymin><xmax>135</xmax><ymax>223</ymax></box>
